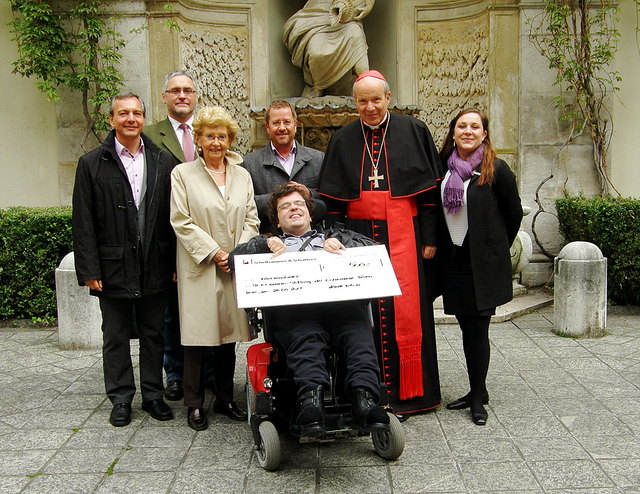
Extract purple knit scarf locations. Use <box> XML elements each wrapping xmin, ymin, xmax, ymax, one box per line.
<box><xmin>443</xmin><ymin>146</ymin><xmax>484</xmax><ymax>214</ymax></box>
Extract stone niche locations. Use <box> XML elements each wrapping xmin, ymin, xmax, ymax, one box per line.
<box><xmin>247</xmin><ymin>0</ymin><xmax>401</xmax><ymax>153</ymax></box>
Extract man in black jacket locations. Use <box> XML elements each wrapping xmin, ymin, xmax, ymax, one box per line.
<box><xmin>72</xmin><ymin>92</ymin><xmax>175</xmax><ymax>427</ymax></box>
<box><xmin>230</xmin><ymin>183</ymin><xmax>388</xmax><ymax>437</ymax></box>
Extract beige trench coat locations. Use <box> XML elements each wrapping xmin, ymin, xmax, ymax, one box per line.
<box><xmin>170</xmin><ymin>152</ymin><xmax>260</xmax><ymax>346</ymax></box>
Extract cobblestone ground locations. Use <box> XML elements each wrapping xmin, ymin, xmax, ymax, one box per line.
<box><xmin>0</xmin><ymin>306</ymin><xmax>639</xmax><ymax>494</ymax></box>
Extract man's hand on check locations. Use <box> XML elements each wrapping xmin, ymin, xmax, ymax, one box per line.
<box><xmin>323</xmin><ymin>238</ymin><xmax>345</xmax><ymax>254</ymax></box>
<box><xmin>267</xmin><ymin>236</ymin><xmax>288</xmax><ymax>257</ymax></box>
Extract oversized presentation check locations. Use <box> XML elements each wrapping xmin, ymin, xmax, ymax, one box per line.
<box><xmin>234</xmin><ymin>244</ymin><xmax>401</xmax><ymax>308</ymax></box>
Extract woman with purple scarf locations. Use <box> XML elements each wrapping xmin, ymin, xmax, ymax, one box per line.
<box><xmin>436</xmin><ymin>109</ymin><xmax>522</xmax><ymax>425</ymax></box>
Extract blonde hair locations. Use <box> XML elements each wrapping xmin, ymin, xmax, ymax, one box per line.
<box><xmin>192</xmin><ymin>106</ymin><xmax>239</xmax><ymax>145</ymax></box>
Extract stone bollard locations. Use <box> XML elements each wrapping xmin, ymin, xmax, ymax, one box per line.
<box><xmin>554</xmin><ymin>241</ymin><xmax>607</xmax><ymax>338</ymax></box>
<box><xmin>55</xmin><ymin>252</ymin><xmax>102</xmax><ymax>349</ymax></box>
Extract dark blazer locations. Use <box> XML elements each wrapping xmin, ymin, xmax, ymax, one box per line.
<box><xmin>435</xmin><ymin>159</ymin><xmax>523</xmax><ymax>311</ymax></box>
<box><xmin>144</xmin><ymin>117</ymin><xmax>185</xmax><ymax>166</ymax></box>
<box><xmin>72</xmin><ymin>130</ymin><xmax>175</xmax><ymax>298</ymax></box>
<box><xmin>241</xmin><ymin>142</ymin><xmax>325</xmax><ymax>232</ymax></box>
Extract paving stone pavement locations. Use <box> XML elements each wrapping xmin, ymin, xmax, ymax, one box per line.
<box><xmin>0</xmin><ymin>305</ymin><xmax>639</xmax><ymax>494</ymax></box>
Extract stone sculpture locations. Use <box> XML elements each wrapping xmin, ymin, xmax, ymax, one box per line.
<box><xmin>284</xmin><ymin>0</ymin><xmax>375</xmax><ymax>97</ymax></box>
<box><xmin>510</xmin><ymin>206</ymin><xmax>533</xmax><ymax>295</ymax></box>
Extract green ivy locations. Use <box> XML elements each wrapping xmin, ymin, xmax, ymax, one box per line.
<box><xmin>556</xmin><ymin>197</ymin><xmax>640</xmax><ymax>304</ymax></box>
<box><xmin>529</xmin><ymin>1</ymin><xmax>621</xmax><ymax>195</ymax></box>
<box><xmin>0</xmin><ymin>207</ymin><xmax>73</xmax><ymax>321</ymax></box>
<box><xmin>8</xmin><ymin>0</ymin><xmax>125</xmax><ymax>146</ymax></box>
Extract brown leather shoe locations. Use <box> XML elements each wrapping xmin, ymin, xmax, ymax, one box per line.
<box><xmin>187</xmin><ymin>407</ymin><xmax>208</xmax><ymax>431</ymax></box>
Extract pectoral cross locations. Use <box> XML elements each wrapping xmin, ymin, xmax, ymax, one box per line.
<box><xmin>368</xmin><ymin>169</ymin><xmax>384</xmax><ymax>188</ymax></box>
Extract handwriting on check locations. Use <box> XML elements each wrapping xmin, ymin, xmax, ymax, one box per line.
<box><xmin>234</xmin><ymin>245</ymin><xmax>400</xmax><ymax>308</ymax></box>
<box><xmin>242</xmin><ymin>260</ymin><xmax>377</xmax><ymax>295</ymax></box>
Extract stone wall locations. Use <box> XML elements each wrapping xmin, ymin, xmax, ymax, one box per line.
<box><xmin>181</xmin><ymin>26</ymin><xmax>251</xmax><ymax>153</ymax></box>
<box><xmin>417</xmin><ymin>16</ymin><xmax>489</xmax><ymax>145</ymax></box>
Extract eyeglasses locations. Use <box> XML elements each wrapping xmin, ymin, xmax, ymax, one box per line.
<box><xmin>165</xmin><ymin>88</ymin><xmax>196</xmax><ymax>96</ymax></box>
<box><xmin>277</xmin><ymin>200</ymin><xmax>307</xmax><ymax>211</ymax></box>
<box><xmin>202</xmin><ymin>134</ymin><xmax>228</xmax><ymax>143</ymax></box>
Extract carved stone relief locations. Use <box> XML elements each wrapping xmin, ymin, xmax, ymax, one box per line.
<box><xmin>417</xmin><ymin>18</ymin><xmax>489</xmax><ymax>146</ymax></box>
<box><xmin>181</xmin><ymin>26</ymin><xmax>252</xmax><ymax>154</ymax></box>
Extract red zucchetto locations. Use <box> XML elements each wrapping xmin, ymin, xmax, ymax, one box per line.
<box><xmin>355</xmin><ymin>70</ymin><xmax>386</xmax><ymax>83</ymax></box>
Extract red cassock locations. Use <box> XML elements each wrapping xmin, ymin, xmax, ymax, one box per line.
<box><xmin>318</xmin><ymin>112</ymin><xmax>444</xmax><ymax>414</ymax></box>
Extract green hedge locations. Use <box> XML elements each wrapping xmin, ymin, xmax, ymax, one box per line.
<box><xmin>0</xmin><ymin>207</ymin><xmax>73</xmax><ymax>321</ymax></box>
<box><xmin>556</xmin><ymin>197</ymin><xmax>640</xmax><ymax>305</ymax></box>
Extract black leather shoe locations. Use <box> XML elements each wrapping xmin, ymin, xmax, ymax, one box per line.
<box><xmin>446</xmin><ymin>392</ymin><xmax>489</xmax><ymax>410</ymax></box>
<box><xmin>187</xmin><ymin>407</ymin><xmax>208</xmax><ymax>431</ymax></box>
<box><xmin>295</xmin><ymin>385</ymin><xmax>326</xmax><ymax>437</ymax></box>
<box><xmin>213</xmin><ymin>399</ymin><xmax>248</xmax><ymax>422</ymax></box>
<box><xmin>352</xmin><ymin>388</ymin><xmax>390</xmax><ymax>432</ymax></box>
<box><xmin>471</xmin><ymin>404</ymin><xmax>488</xmax><ymax>426</ymax></box>
<box><xmin>109</xmin><ymin>403</ymin><xmax>132</xmax><ymax>427</ymax></box>
<box><xmin>164</xmin><ymin>381</ymin><xmax>183</xmax><ymax>401</ymax></box>
<box><xmin>142</xmin><ymin>399</ymin><xmax>174</xmax><ymax>421</ymax></box>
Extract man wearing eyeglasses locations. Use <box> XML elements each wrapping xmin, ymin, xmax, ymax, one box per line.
<box><xmin>229</xmin><ymin>183</ymin><xmax>389</xmax><ymax>437</ymax></box>
<box><xmin>145</xmin><ymin>71</ymin><xmax>216</xmax><ymax>404</ymax></box>
<box><xmin>242</xmin><ymin>100</ymin><xmax>325</xmax><ymax>234</ymax></box>
<box><xmin>145</xmin><ymin>71</ymin><xmax>198</xmax><ymax>167</ymax></box>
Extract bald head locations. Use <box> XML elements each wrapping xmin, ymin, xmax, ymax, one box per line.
<box><xmin>353</xmin><ymin>76</ymin><xmax>391</xmax><ymax>127</ymax></box>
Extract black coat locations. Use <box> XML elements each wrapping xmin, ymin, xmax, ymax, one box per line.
<box><xmin>72</xmin><ymin>130</ymin><xmax>175</xmax><ymax>298</ymax></box>
<box><xmin>434</xmin><ymin>159</ymin><xmax>523</xmax><ymax>311</ymax></box>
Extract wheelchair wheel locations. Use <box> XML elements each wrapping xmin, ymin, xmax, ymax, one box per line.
<box><xmin>372</xmin><ymin>413</ymin><xmax>405</xmax><ymax>460</ymax></box>
<box><xmin>255</xmin><ymin>420</ymin><xmax>281</xmax><ymax>471</ymax></box>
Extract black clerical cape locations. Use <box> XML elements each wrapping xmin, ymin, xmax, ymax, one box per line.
<box><xmin>318</xmin><ymin>112</ymin><xmax>444</xmax><ymax>414</ymax></box>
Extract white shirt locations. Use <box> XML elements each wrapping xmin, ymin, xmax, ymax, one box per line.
<box><xmin>114</xmin><ymin>137</ymin><xmax>145</xmax><ymax>208</ymax></box>
<box><xmin>441</xmin><ymin>170</ymin><xmax>480</xmax><ymax>246</ymax></box>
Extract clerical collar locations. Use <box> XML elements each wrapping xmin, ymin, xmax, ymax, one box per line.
<box><xmin>362</xmin><ymin>112</ymin><xmax>390</xmax><ymax>130</ymax></box>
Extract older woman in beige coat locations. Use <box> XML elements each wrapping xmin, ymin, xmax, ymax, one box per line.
<box><xmin>170</xmin><ymin>106</ymin><xmax>259</xmax><ymax>430</ymax></box>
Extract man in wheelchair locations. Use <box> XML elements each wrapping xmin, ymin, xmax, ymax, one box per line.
<box><xmin>230</xmin><ymin>183</ymin><xmax>390</xmax><ymax>437</ymax></box>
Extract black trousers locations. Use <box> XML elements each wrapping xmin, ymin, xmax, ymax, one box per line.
<box><xmin>456</xmin><ymin>314</ymin><xmax>491</xmax><ymax>405</ymax></box>
<box><xmin>270</xmin><ymin>301</ymin><xmax>381</xmax><ymax>399</ymax></box>
<box><xmin>98</xmin><ymin>293</ymin><xmax>167</xmax><ymax>404</ymax></box>
<box><xmin>183</xmin><ymin>343</ymin><xmax>236</xmax><ymax>408</ymax></box>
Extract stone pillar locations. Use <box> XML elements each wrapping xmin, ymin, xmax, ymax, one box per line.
<box><xmin>554</xmin><ymin>242</ymin><xmax>607</xmax><ymax>338</ymax></box>
<box><xmin>55</xmin><ymin>252</ymin><xmax>102</xmax><ymax>349</ymax></box>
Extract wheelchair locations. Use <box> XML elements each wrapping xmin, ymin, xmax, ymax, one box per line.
<box><xmin>245</xmin><ymin>307</ymin><xmax>405</xmax><ymax>471</ymax></box>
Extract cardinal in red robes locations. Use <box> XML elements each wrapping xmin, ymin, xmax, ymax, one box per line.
<box><xmin>318</xmin><ymin>70</ymin><xmax>444</xmax><ymax>416</ymax></box>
